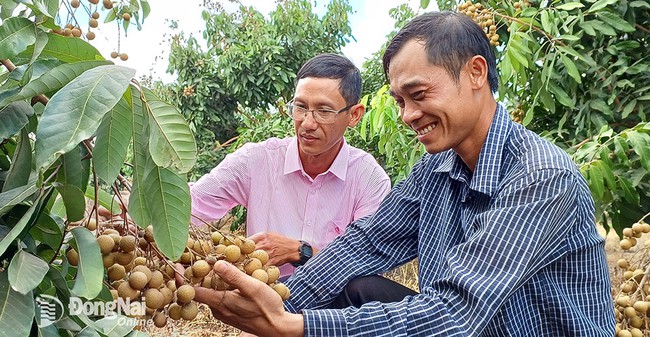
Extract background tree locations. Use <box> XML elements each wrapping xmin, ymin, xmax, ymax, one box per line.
<box><xmin>162</xmin><ymin>0</ymin><xmax>354</xmax><ymax>178</ymax></box>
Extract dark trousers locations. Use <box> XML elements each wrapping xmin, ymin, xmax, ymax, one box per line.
<box><xmin>327</xmin><ymin>275</ymin><xmax>419</xmax><ymax>309</ymax></box>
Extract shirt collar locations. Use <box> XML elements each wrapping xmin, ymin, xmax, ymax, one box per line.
<box><xmin>432</xmin><ymin>103</ymin><xmax>510</xmax><ymax>197</ymax></box>
<box><xmin>283</xmin><ymin>136</ymin><xmax>350</xmax><ymax>181</ymax></box>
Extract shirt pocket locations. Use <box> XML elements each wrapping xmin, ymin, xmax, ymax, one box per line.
<box><xmin>324</xmin><ymin>220</ymin><xmax>347</xmax><ymax>245</ymax></box>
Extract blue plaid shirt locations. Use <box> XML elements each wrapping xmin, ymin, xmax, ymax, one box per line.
<box><xmin>284</xmin><ymin>104</ymin><xmax>615</xmax><ymax>336</ymax></box>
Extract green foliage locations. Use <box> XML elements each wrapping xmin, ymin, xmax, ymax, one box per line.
<box><xmin>163</xmin><ymin>0</ymin><xmax>354</xmax><ymax>179</ymax></box>
<box><xmin>0</xmin><ymin>1</ymin><xmax>195</xmax><ymax>334</ymax></box>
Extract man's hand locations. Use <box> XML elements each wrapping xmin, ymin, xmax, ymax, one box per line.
<box><xmin>176</xmin><ymin>261</ymin><xmax>304</xmax><ymax>337</ymax></box>
<box><xmin>247</xmin><ymin>232</ymin><xmax>303</xmax><ymax>266</ymax></box>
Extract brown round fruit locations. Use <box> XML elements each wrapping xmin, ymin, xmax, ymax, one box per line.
<box><xmin>272</xmin><ymin>283</ymin><xmax>290</xmax><ymax>301</ymax></box>
<box><xmin>86</xmin><ymin>218</ymin><xmax>97</xmax><ymax>231</ymax></box>
<box><xmin>144</xmin><ymin>288</ymin><xmax>165</xmax><ymax>309</ymax></box>
<box><xmin>266</xmin><ymin>266</ymin><xmax>280</xmax><ymax>284</ymax></box>
<box><xmin>117</xmin><ymin>282</ymin><xmax>139</xmax><ymax>300</ymax></box>
<box><xmin>66</xmin><ymin>248</ymin><xmax>79</xmax><ymax>266</ymax></box>
<box><xmin>211</xmin><ymin>275</ymin><xmax>229</xmax><ymax>290</ymax></box>
<box><xmin>133</xmin><ymin>256</ymin><xmax>147</xmax><ymax>266</ymax></box>
<box><xmin>132</xmin><ymin>265</ymin><xmax>152</xmax><ymax>282</ymax></box>
<box><xmin>71</xmin><ymin>0</ymin><xmax>80</xmax><ymax>8</ymax></box>
<box><xmin>211</xmin><ymin>231</ymin><xmax>224</xmax><ymax>244</ymax></box>
<box><xmin>97</xmin><ymin>235</ymin><xmax>115</xmax><ymax>254</ymax></box>
<box><xmin>128</xmin><ymin>271</ymin><xmax>148</xmax><ymax>290</ymax></box>
<box><xmin>122</xmin><ymin>13</ymin><xmax>131</xmax><ymax>21</ymax></box>
<box><xmin>244</xmin><ymin>258</ymin><xmax>262</xmax><ymax>275</ymax></box>
<box><xmin>107</xmin><ymin>264</ymin><xmax>126</xmax><ymax>281</ymax></box>
<box><xmin>251</xmin><ymin>269</ymin><xmax>268</xmax><ymax>284</ymax></box>
<box><xmin>147</xmin><ymin>270</ymin><xmax>164</xmax><ymax>289</ymax></box>
<box><xmin>153</xmin><ymin>311</ymin><xmax>167</xmax><ymax>327</ymax></box>
<box><xmin>176</xmin><ymin>284</ymin><xmax>195</xmax><ymax>304</ymax></box>
<box><xmin>91</xmin><ymin>12</ymin><xmax>100</xmax><ymax>19</ymax></box>
<box><xmin>192</xmin><ymin>260</ymin><xmax>211</xmax><ymax>278</ymax></box>
<box><xmin>103</xmin><ymin>0</ymin><xmax>113</xmax><ymax>9</ymax></box>
<box><xmin>119</xmin><ymin>53</ymin><xmax>128</xmax><ymax>61</ymax></box>
<box><xmin>144</xmin><ymin>225</ymin><xmax>154</xmax><ymax>242</ymax></box>
<box><xmin>250</xmin><ymin>250</ymin><xmax>269</xmax><ymax>265</ymax></box>
<box><xmin>224</xmin><ymin>245</ymin><xmax>241</xmax><ymax>263</ymax></box>
<box><xmin>160</xmin><ymin>287</ymin><xmax>174</xmax><ymax>305</ymax></box>
<box><xmin>240</xmin><ymin>238</ymin><xmax>256</xmax><ymax>254</ymax></box>
<box><xmin>85</xmin><ymin>31</ymin><xmax>95</xmax><ymax>40</ymax></box>
<box><xmin>180</xmin><ymin>302</ymin><xmax>199</xmax><ymax>320</ymax></box>
<box><xmin>119</xmin><ymin>235</ymin><xmax>137</xmax><ymax>252</ymax></box>
<box><xmin>115</xmin><ymin>251</ymin><xmax>135</xmax><ymax>266</ymax></box>
<box><xmin>168</xmin><ymin>303</ymin><xmax>182</xmax><ymax>320</ymax></box>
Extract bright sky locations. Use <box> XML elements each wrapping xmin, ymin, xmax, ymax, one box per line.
<box><xmin>84</xmin><ymin>0</ymin><xmax>428</xmax><ymax>83</ymax></box>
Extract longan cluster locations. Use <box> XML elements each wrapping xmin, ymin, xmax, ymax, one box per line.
<box><xmin>511</xmin><ymin>104</ymin><xmax>525</xmax><ymax>124</ymax></box>
<box><xmin>65</xmin><ymin>220</ymin><xmax>289</xmax><ymax>329</ymax></box>
<box><xmin>457</xmin><ymin>1</ymin><xmax>500</xmax><ymax>46</ymax></box>
<box><xmin>613</xmin><ymin>221</ymin><xmax>650</xmax><ymax>336</ymax></box>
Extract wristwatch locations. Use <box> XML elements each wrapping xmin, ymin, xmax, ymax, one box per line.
<box><xmin>291</xmin><ymin>240</ymin><xmax>313</xmax><ymax>267</ymax></box>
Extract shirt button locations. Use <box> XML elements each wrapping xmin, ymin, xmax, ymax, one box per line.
<box><xmin>307</xmin><ymin>221</ymin><xmax>311</xmax><ymax>226</ymax></box>
<box><xmin>311</xmin><ymin>189</ymin><xmax>316</xmax><ymax>194</ymax></box>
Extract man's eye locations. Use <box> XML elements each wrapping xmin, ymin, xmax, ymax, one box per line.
<box><xmin>412</xmin><ymin>91</ymin><xmax>424</xmax><ymax>100</ymax></box>
<box><xmin>316</xmin><ymin>109</ymin><xmax>336</xmax><ymax>116</ymax></box>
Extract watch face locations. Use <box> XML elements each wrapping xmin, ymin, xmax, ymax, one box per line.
<box><xmin>300</xmin><ymin>242</ymin><xmax>313</xmax><ymax>259</ymax></box>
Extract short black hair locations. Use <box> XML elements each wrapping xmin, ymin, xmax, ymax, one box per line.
<box><xmin>296</xmin><ymin>53</ymin><xmax>362</xmax><ymax>105</ymax></box>
<box><xmin>383</xmin><ymin>11</ymin><xmax>499</xmax><ymax>93</ymax></box>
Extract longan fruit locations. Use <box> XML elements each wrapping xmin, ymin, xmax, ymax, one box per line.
<box><xmin>266</xmin><ymin>266</ymin><xmax>280</xmax><ymax>284</ymax></box>
<box><xmin>107</xmin><ymin>264</ymin><xmax>126</xmax><ymax>281</ymax></box>
<box><xmin>97</xmin><ymin>235</ymin><xmax>115</xmax><ymax>254</ymax></box>
<box><xmin>71</xmin><ymin>28</ymin><xmax>81</xmax><ymax>38</ymax></box>
<box><xmin>160</xmin><ymin>287</ymin><xmax>174</xmax><ymax>305</ymax></box>
<box><xmin>110</xmin><ymin>289</ymin><xmax>118</xmax><ymax>300</ymax></box>
<box><xmin>138</xmin><ymin>237</ymin><xmax>148</xmax><ymax>250</ymax></box>
<box><xmin>224</xmin><ymin>245</ymin><xmax>241</xmax><ymax>263</ymax></box>
<box><xmin>240</xmin><ymin>238</ymin><xmax>256</xmax><ymax>254</ymax></box>
<box><xmin>115</xmin><ymin>251</ymin><xmax>135</xmax><ymax>266</ymax></box>
<box><xmin>128</xmin><ymin>271</ymin><xmax>148</xmax><ymax>290</ymax></box>
<box><xmin>211</xmin><ymin>275</ymin><xmax>229</xmax><ymax>291</ymax></box>
<box><xmin>167</xmin><ymin>280</ymin><xmax>177</xmax><ymax>292</ymax></box>
<box><xmin>272</xmin><ymin>283</ymin><xmax>290</xmax><ymax>301</ymax></box>
<box><xmin>119</xmin><ymin>53</ymin><xmax>128</xmax><ymax>61</ymax></box>
<box><xmin>617</xmin><ymin>258</ymin><xmax>629</xmax><ymax>269</ymax></box>
<box><xmin>103</xmin><ymin>0</ymin><xmax>113</xmax><ymax>9</ymax></box>
<box><xmin>86</xmin><ymin>218</ymin><xmax>97</xmax><ymax>231</ymax></box>
<box><xmin>244</xmin><ymin>258</ymin><xmax>262</xmax><ymax>275</ymax></box>
<box><xmin>251</xmin><ymin>269</ymin><xmax>268</xmax><ymax>284</ymax></box>
<box><xmin>192</xmin><ymin>260</ymin><xmax>211</xmax><ymax>278</ymax></box>
<box><xmin>132</xmin><ymin>265</ymin><xmax>152</xmax><ymax>282</ymax></box>
<box><xmin>91</xmin><ymin>12</ymin><xmax>100</xmax><ymax>19</ymax></box>
<box><xmin>168</xmin><ymin>303</ymin><xmax>182</xmax><ymax>320</ymax></box>
<box><xmin>180</xmin><ymin>302</ymin><xmax>199</xmax><ymax>320</ymax></box>
<box><xmin>66</xmin><ymin>248</ymin><xmax>79</xmax><ymax>266</ymax></box>
<box><xmin>144</xmin><ymin>288</ymin><xmax>165</xmax><ymax>309</ymax></box>
<box><xmin>147</xmin><ymin>270</ymin><xmax>164</xmax><ymax>289</ymax></box>
<box><xmin>153</xmin><ymin>311</ymin><xmax>167</xmax><ymax>328</ymax></box>
<box><xmin>86</xmin><ymin>31</ymin><xmax>95</xmax><ymax>40</ymax></box>
<box><xmin>211</xmin><ymin>231</ymin><xmax>224</xmax><ymax>244</ymax></box>
<box><xmin>133</xmin><ymin>256</ymin><xmax>147</xmax><ymax>266</ymax></box>
<box><xmin>201</xmin><ymin>276</ymin><xmax>212</xmax><ymax>288</ymax></box>
<box><xmin>176</xmin><ymin>285</ymin><xmax>195</xmax><ymax>304</ymax></box>
<box><xmin>249</xmin><ymin>250</ymin><xmax>269</xmax><ymax>265</ymax></box>
<box><xmin>214</xmin><ymin>244</ymin><xmax>227</xmax><ymax>255</ymax></box>
<box><xmin>71</xmin><ymin>0</ymin><xmax>80</xmax><ymax>8</ymax></box>
<box><xmin>117</xmin><ymin>282</ymin><xmax>139</xmax><ymax>300</ymax></box>
<box><xmin>119</xmin><ymin>235</ymin><xmax>137</xmax><ymax>252</ymax></box>
<box><xmin>89</xmin><ymin>18</ymin><xmax>99</xmax><ymax>28</ymax></box>
<box><xmin>144</xmin><ymin>225</ymin><xmax>154</xmax><ymax>242</ymax></box>
<box><xmin>122</xmin><ymin>13</ymin><xmax>131</xmax><ymax>21</ymax></box>
<box><xmin>180</xmin><ymin>251</ymin><xmax>193</xmax><ymax>264</ymax></box>
<box><xmin>633</xmin><ymin>301</ymin><xmax>648</xmax><ymax>313</ymax></box>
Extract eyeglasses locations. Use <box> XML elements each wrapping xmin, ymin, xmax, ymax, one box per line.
<box><xmin>286</xmin><ymin>100</ymin><xmax>356</xmax><ymax>124</ymax></box>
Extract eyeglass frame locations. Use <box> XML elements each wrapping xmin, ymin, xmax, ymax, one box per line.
<box><xmin>286</xmin><ymin>100</ymin><xmax>357</xmax><ymax>124</ymax></box>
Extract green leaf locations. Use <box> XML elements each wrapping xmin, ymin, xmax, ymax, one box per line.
<box><xmin>630</xmin><ymin>1</ymin><xmax>650</xmax><ymax>8</ymax></box>
<box><xmin>29</xmin><ymin>213</ymin><xmax>64</xmax><ymax>251</ymax></box>
<box><xmin>84</xmin><ymin>186</ymin><xmax>115</xmax><ymax>212</ymax></box>
<box><xmin>588</xmin><ymin>163</ymin><xmax>605</xmax><ymax>200</ymax></box>
<box><xmin>35</xmin><ymin>65</ymin><xmax>136</xmax><ymax>170</ymax></box>
<box><xmin>588</xmin><ymin>0</ymin><xmax>618</xmax><ymax>12</ymax></box>
<box><xmin>0</xmin><ymin>271</ymin><xmax>34</xmax><ymax>337</ymax></box>
<box><xmin>40</xmin><ymin>32</ymin><xmax>103</xmax><ymax>63</ymax></box>
<box><xmin>57</xmin><ymin>144</ymin><xmax>84</xmax><ymax>190</ymax></box>
<box><xmin>540</xmin><ymin>10</ymin><xmax>553</xmax><ymax>34</ymax></box>
<box><xmin>2</xmin><ymin>128</ymin><xmax>32</xmax><ymax>192</ymax></box>
<box><xmin>93</xmin><ymin>94</ymin><xmax>133</xmax><ymax>184</ymax></box>
<box><xmin>0</xmin><ymin>198</ymin><xmax>38</xmax><ymax>256</ymax></box>
<box><xmin>0</xmin><ymin>17</ymin><xmax>37</xmax><ymax>59</ymax></box>
<box><xmin>598</xmin><ymin>11</ymin><xmax>636</xmax><ymax>32</ymax></box>
<box><xmin>0</xmin><ymin>60</ymin><xmax>111</xmax><ymax>107</ymax></box>
<box><xmin>627</xmin><ymin>131</ymin><xmax>650</xmax><ymax>171</ymax></box>
<box><xmin>420</xmin><ymin>0</ymin><xmax>431</xmax><ymax>8</ymax></box>
<box><xmin>618</xmin><ymin>177</ymin><xmax>640</xmax><ymax>205</ymax></box>
<box><xmin>141</xmin><ymin>0</ymin><xmax>151</xmax><ymax>19</ymax></box>
<box><xmin>8</xmin><ymin>249</ymin><xmax>49</xmax><ymax>295</ymax></box>
<box><xmin>143</xmin><ymin>164</ymin><xmax>190</xmax><ymax>261</ymax></box>
<box><xmin>70</xmin><ymin>227</ymin><xmax>103</xmax><ymax>299</ymax></box>
<box><xmin>622</xmin><ymin>99</ymin><xmax>637</xmax><ymax>119</ymax></box>
<box><xmin>128</xmin><ymin>88</ymin><xmax>151</xmax><ymax>228</ymax></box>
<box><xmin>56</xmin><ymin>184</ymin><xmax>86</xmax><ymax>222</ymax></box>
<box><xmin>556</xmin><ymin>2</ymin><xmax>585</xmax><ymax>10</ymax></box>
<box><xmin>94</xmin><ymin>316</ymin><xmax>138</xmax><ymax>337</ymax></box>
<box><xmin>590</xmin><ymin>99</ymin><xmax>611</xmax><ymax>115</ymax></box>
<box><xmin>548</xmin><ymin>82</ymin><xmax>575</xmax><ymax>108</ymax></box>
<box><xmin>143</xmin><ymin>88</ymin><xmax>196</xmax><ymax>173</ymax></box>
<box><xmin>29</xmin><ymin>29</ymin><xmax>49</xmax><ymax>64</ymax></box>
<box><xmin>0</xmin><ymin>181</ymin><xmax>37</xmax><ymax>217</ymax></box>
<box><xmin>0</xmin><ymin>100</ymin><xmax>34</xmax><ymax>140</ymax></box>
<box><xmin>560</xmin><ymin>53</ymin><xmax>581</xmax><ymax>84</ymax></box>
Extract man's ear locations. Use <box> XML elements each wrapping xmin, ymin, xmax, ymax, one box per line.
<box><xmin>467</xmin><ymin>55</ymin><xmax>488</xmax><ymax>90</ymax></box>
<box><xmin>347</xmin><ymin>104</ymin><xmax>365</xmax><ymax>127</ymax></box>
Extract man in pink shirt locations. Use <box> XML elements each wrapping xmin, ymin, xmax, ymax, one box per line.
<box><xmin>190</xmin><ymin>54</ymin><xmax>391</xmax><ymax>278</ymax></box>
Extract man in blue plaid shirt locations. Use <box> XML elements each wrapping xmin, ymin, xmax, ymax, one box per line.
<box><xmin>195</xmin><ymin>11</ymin><xmax>615</xmax><ymax>336</ymax></box>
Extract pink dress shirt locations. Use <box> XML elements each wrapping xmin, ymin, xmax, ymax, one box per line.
<box><xmin>190</xmin><ymin>137</ymin><xmax>391</xmax><ymax>276</ymax></box>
